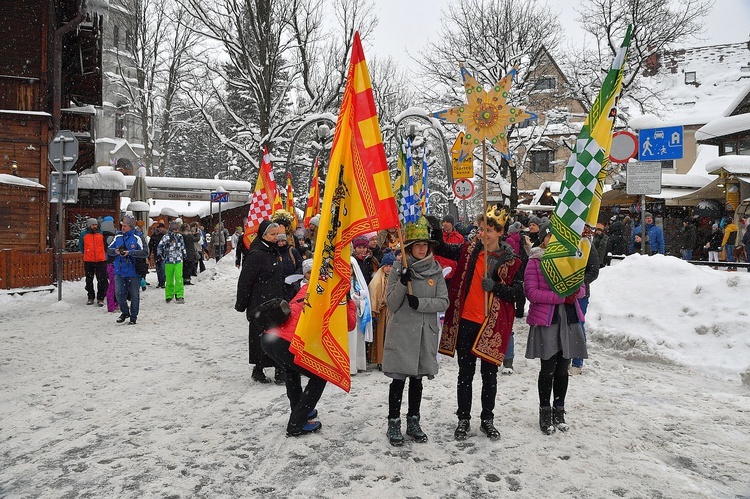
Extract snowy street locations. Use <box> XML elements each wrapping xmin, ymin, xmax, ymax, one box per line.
<box><xmin>1</xmin><ymin>256</ymin><xmax>749</xmax><ymax>498</ymax></box>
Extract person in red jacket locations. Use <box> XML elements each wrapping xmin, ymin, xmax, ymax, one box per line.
<box><xmin>261</xmin><ymin>258</ymin><xmax>357</xmax><ymax>437</ymax></box>
<box><xmin>80</xmin><ymin>218</ymin><xmax>108</xmax><ymax>306</ymax></box>
<box><xmin>433</xmin><ymin>214</ymin><xmax>464</xmax><ymax>286</ymax></box>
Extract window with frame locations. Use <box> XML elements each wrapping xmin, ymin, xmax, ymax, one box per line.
<box><xmin>533</xmin><ymin>77</ymin><xmax>556</xmax><ymax>91</ymax></box>
<box><xmin>113</xmin><ymin>25</ymin><xmax>119</xmax><ymax>48</ymax></box>
<box><xmin>738</xmin><ymin>137</ymin><xmax>750</xmax><ymax>155</ymax></box>
<box><xmin>660</xmin><ymin>160</ymin><xmax>674</xmax><ymax>169</ymax></box>
<box><xmin>125</xmin><ymin>29</ymin><xmax>133</xmax><ymax>51</ymax></box>
<box><xmin>684</xmin><ymin>71</ymin><xmax>696</xmax><ymax>84</ymax></box>
<box><xmin>530</xmin><ymin>150</ymin><xmax>555</xmax><ymax>173</ymax></box>
<box><xmin>115</xmin><ymin>102</ymin><xmax>127</xmax><ymax>139</ymax></box>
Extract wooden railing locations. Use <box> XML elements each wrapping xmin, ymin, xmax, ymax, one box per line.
<box><xmin>0</xmin><ymin>249</ymin><xmax>85</xmax><ymax>290</ymax></box>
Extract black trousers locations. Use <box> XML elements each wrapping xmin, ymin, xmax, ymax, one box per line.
<box><xmin>538</xmin><ymin>350</ymin><xmax>569</xmax><ymax>408</ymax></box>
<box><xmin>261</xmin><ymin>333</ymin><xmax>327</xmax><ymax>432</ymax></box>
<box><xmin>84</xmin><ymin>261</ymin><xmax>108</xmax><ymax>300</ymax></box>
<box><xmin>456</xmin><ymin>319</ymin><xmax>499</xmax><ymax>421</ymax></box>
<box><xmin>387</xmin><ymin>377</ymin><xmax>423</xmax><ymax>420</ymax></box>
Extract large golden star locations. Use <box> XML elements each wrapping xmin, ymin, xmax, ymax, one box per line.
<box><xmin>433</xmin><ymin>64</ymin><xmax>536</xmax><ymax>159</ymax></box>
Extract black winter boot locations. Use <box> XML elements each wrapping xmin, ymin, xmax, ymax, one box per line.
<box><xmin>406</xmin><ymin>415</ymin><xmax>428</xmax><ymax>443</ymax></box>
<box><xmin>553</xmin><ymin>407</ymin><xmax>569</xmax><ymax>432</ymax></box>
<box><xmin>251</xmin><ymin>366</ymin><xmax>271</xmax><ymax>384</ymax></box>
<box><xmin>386</xmin><ymin>418</ymin><xmax>405</xmax><ymax>446</ymax></box>
<box><xmin>454</xmin><ymin>419</ymin><xmax>471</xmax><ymax>441</ymax></box>
<box><xmin>480</xmin><ymin>419</ymin><xmax>500</xmax><ymax>440</ymax></box>
<box><xmin>539</xmin><ymin>406</ymin><xmax>555</xmax><ymax>435</ymax></box>
<box><xmin>274</xmin><ymin>367</ymin><xmax>286</xmax><ymax>385</ymax></box>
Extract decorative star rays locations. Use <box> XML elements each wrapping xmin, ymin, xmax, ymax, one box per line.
<box><xmin>433</xmin><ymin>64</ymin><xmax>537</xmax><ymax>159</ymax></box>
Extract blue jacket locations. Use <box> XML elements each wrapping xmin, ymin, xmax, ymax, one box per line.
<box><xmin>107</xmin><ymin>230</ymin><xmax>149</xmax><ymax>277</ymax></box>
<box><xmin>630</xmin><ymin>223</ymin><xmax>665</xmax><ymax>255</ymax></box>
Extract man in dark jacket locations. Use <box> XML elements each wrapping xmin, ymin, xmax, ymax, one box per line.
<box><xmin>148</xmin><ymin>223</ymin><xmax>167</xmax><ymax>287</ymax></box>
<box><xmin>679</xmin><ymin>218</ymin><xmax>697</xmax><ymax>261</ymax></box>
<box><xmin>235</xmin><ymin>220</ymin><xmax>286</xmax><ymax>383</ymax></box>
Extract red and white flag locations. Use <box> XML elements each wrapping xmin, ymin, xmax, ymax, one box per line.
<box><xmin>243</xmin><ymin>145</ymin><xmax>283</xmax><ymax>249</ymax></box>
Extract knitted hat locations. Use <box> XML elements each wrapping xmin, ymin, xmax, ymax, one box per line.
<box><xmin>121</xmin><ymin>215</ymin><xmax>136</xmax><ymax>228</ymax></box>
<box><xmin>442</xmin><ymin>214</ymin><xmax>456</xmax><ymax>225</ymax></box>
<box><xmin>309</xmin><ymin>215</ymin><xmax>320</xmax><ymax>227</ymax></box>
<box><xmin>353</xmin><ymin>236</ymin><xmax>369</xmax><ymax>248</ymax></box>
<box><xmin>528</xmin><ymin>216</ymin><xmax>542</xmax><ymax>227</ymax></box>
<box><xmin>596</xmin><ymin>223</ymin><xmax>605</xmax><ymax>230</ymax></box>
<box><xmin>644</xmin><ymin>212</ymin><xmax>653</xmax><ymax>218</ymax></box>
<box><xmin>276</xmin><ymin>233</ymin><xmax>288</xmax><ymax>241</ymax></box>
<box><xmin>169</xmin><ymin>220</ymin><xmax>180</xmax><ymax>231</ymax></box>
<box><xmin>380</xmin><ymin>251</ymin><xmax>397</xmax><ymax>266</ymax></box>
<box><xmin>86</xmin><ymin>217</ymin><xmax>98</xmax><ymax>228</ymax></box>
<box><xmin>103</xmin><ymin>216</ymin><xmax>114</xmax><ymax>222</ymax></box>
<box><xmin>712</xmin><ymin>223</ymin><xmax>718</xmax><ymax>229</ymax></box>
<box><xmin>403</xmin><ymin>216</ymin><xmax>436</xmax><ymax>249</ymax></box>
<box><xmin>302</xmin><ymin>258</ymin><xmax>314</xmax><ymax>275</ymax></box>
<box><xmin>508</xmin><ymin>221</ymin><xmax>522</xmax><ymax>234</ymax></box>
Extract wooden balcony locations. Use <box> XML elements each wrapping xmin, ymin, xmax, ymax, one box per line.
<box><xmin>0</xmin><ymin>75</ymin><xmax>41</xmax><ymax>111</ymax></box>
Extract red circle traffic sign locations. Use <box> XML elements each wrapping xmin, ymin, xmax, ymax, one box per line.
<box><xmin>452</xmin><ymin>179</ymin><xmax>475</xmax><ymax>200</ymax></box>
<box><xmin>610</xmin><ymin>131</ymin><xmax>638</xmax><ymax>163</ymax></box>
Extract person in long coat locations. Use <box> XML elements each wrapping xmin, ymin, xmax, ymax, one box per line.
<box><xmin>235</xmin><ymin>220</ymin><xmax>285</xmax><ymax>383</ymax></box>
<box><xmin>368</xmin><ymin>251</ymin><xmax>397</xmax><ymax>366</ymax></box>
<box><xmin>382</xmin><ymin>217</ymin><xmax>449</xmax><ymax>446</ymax></box>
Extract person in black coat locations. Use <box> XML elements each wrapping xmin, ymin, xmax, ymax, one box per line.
<box><xmin>235</xmin><ymin>220</ymin><xmax>286</xmax><ymax>383</ymax></box>
<box><xmin>180</xmin><ymin>224</ymin><xmax>198</xmax><ymax>283</ymax></box>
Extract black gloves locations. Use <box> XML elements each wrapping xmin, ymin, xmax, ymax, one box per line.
<box><xmin>425</xmin><ymin>215</ymin><xmax>443</xmax><ymax>243</ymax></box>
<box><xmin>406</xmin><ymin>294</ymin><xmax>419</xmax><ymax>310</ymax></box>
<box><xmin>481</xmin><ymin>277</ymin><xmax>516</xmax><ymax>302</ymax></box>
<box><xmin>399</xmin><ymin>268</ymin><xmax>412</xmax><ymax>285</ymax></box>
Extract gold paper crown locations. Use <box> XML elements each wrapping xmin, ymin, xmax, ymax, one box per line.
<box><xmin>271</xmin><ymin>209</ymin><xmax>294</xmax><ymax>224</ymax></box>
<box><xmin>485</xmin><ymin>205</ymin><xmax>509</xmax><ymax>227</ymax></box>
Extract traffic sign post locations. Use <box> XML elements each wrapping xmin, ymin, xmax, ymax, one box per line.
<box><xmin>638</xmin><ymin>126</ymin><xmax>684</xmax><ymax>162</ymax></box>
<box><xmin>452</xmin><ymin>179</ymin><xmax>475</xmax><ymax>200</ymax></box>
<box><xmin>450</xmin><ymin>132</ymin><xmax>474</xmax><ymax>179</ymax></box>
<box><xmin>610</xmin><ymin>130</ymin><xmax>638</xmax><ymax>163</ymax></box>
<box><xmin>627</xmin><ymin>161</ymin><xmax>663</xmax><ymax>256</ymax></box>
<box><xmin>211</xmin><ymin>188</ymin><xmax>228</xmax><ymax>230</ymax></box>
<box><xmin>49</xmin><ymin>172</ymin><xmax>79</xmax><ymax>204</ymax></box>
<box><xmin>48</xmin><ymin>131</ymin><xmax>79</xmax><ymax>302</ymax></box>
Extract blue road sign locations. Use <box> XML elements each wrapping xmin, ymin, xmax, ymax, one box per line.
<box><xmin>210</xmin><ymin>191</ymin><xmax>229</xmax><ymax>203</ymax></box>
<box><xmin>638</xmin><ymin>126</ymin><xmax>684</xmax><ymax>161</ymax></box>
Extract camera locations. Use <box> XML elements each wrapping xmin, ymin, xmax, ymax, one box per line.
<box><xmin>118</xmin><ymin>246</ymin><xmax>128</xmax><ymax>255</ymax></box>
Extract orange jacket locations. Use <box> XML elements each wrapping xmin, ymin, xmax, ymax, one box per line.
<box><xmin>82</xmin><ymin>231</ymin><xmax>107</xmax><ymax>262</ymax></box>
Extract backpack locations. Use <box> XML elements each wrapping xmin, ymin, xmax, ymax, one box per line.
<box><xmin>135</xmin><ymin>256</ymin><xmax>149</xmax><ymax>277</ymax></box>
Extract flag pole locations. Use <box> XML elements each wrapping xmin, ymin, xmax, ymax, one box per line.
<box><xmin>482</xmin><ymin>140</ymin><xmax>488</xmax><ymax>316</ymax></box>
<box><xmin>394</xmin><ymin>226</ymin><xmax>413</xmax><ymax>295</ymax></box>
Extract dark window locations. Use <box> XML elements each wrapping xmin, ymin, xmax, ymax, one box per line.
<box><xmin>530</xmin><ymin>150</ymin><xmax>555</xmax><ymax>173</ymax></box>
<box><xmin>533</xmin><ymin>77</ymin><xmax>556</xmax><ymax>91</ymax></box>
<box><xmin>738</xmin><ymin>138</ymin><xmax>750</xmax><ymax>155</ymax></box>
<box><xmin>660</xmin><ymin>160</ymin><xmax>674</xmax><ymax>169</ymax></box>
<box><xmin>113</xmin><ymin>25</ymin><xmax>119</xmax><ymax>48</ymax></box>
<box><xmin>76</xmin><ymin>190</ymin><xmax>118</xmax><ymax>207</ymax></box>
<box><xmin>685</xmin><ymin>71</ymin><xmax>696</xmax><ymax>84</ymax></box>
<box><xmin>721</xmin><ymin>142</ymin><xmax>735</xmax><ymax>155</ymax></box>
<box><xmin>125</xmin><ymin>29</ymin><xmax>133</xmax><ymax>51</ymax></box>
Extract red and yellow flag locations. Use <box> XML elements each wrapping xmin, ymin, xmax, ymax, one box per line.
<box><xmin>285</xmin><ymin>172</ymin><xmax>297</xmax><ymax>231</ymax></box>
<box><xmin>243</xmin><ymin>145</ymin><xmax>283</xmax><ymax>249</ymax></box>
<box><xmin>290</xmin><ymin>32</ymin><xmax>400</xmax><ymax>392</ymax></box>
<box><xmin>303</xmin><ymin>157</ymin><xmax>320</xmax><ymax>229</ymax></box>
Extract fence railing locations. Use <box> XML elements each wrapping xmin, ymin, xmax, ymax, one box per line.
<box><xmin>0</xmin><ymin>249</ymin><xmax>85</xmax><ymax>289</ymax></box>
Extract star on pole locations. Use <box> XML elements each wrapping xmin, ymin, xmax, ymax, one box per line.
<box><xmin>433</xmin><ymin>63</ymin><xmax>537</xmax><ymax>159</ymax></box>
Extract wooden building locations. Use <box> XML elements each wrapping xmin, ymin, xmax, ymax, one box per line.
<box><xmin>0</xmin><ymin>0</ymin><xmax>102</xmax><ymax>288</ymax></box>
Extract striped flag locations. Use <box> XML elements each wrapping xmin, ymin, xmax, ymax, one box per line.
<box><xmin>243</xmin><ymin>145</ymin><xmax>283</xmax><ymax>249</ymax></box>
<box><xmin>303</xmin><ymin>157</ymin><xmax>320</xmax><ymax>229</ymax></box>
<box><xmin>541</xmin><ymin>25</ymin><xmax>632</xmax><ymax>296</ymax></box>
<box><xmin>291</xmin><ymin>32</ymin><xmax>400</xmax><ymax>392</ymax></box>
<box><xmin>421</xmin><ymin>146</ymin><xmax>430</xmax><ymax>215</ymax></box>
<box><xmin>285</xmin><ymin>172</ymin><xmax>297</xmax><ymax>230</ymax></box>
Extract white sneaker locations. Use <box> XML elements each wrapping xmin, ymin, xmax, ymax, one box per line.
<box><xmin>568</xmin><ymin>366</ymin><xmax>583</xmax><ymax>376</ymax></box>
<box><xmin>501</xmin><ymin>366</ymin><xmax>514</xmax><ymax>375</ymax></box>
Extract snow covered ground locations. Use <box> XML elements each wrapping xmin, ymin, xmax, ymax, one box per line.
<box><xmin>1</xmin><ymin>255</ymin><xmax>749</xmax><ymax>498</ymax></box>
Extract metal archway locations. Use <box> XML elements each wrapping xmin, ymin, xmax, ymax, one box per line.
<box><xmin>283</xmin><ymin>115</ymin><xmax>336</xmax><ymax>215</ymax></box>
<box><xmin>389</xmin><ymin>112</ymin><xmax>457</xmax><ymax>220</ymax></box>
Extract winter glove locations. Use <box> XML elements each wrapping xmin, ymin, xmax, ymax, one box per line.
<box><xmin>406</xmin><ymin>294</ymin><xmax>420</xmax><ymax>310</ymax></box>
<box><xmin>494</xmin><ymin>284</ymin><xmax>516</xmax><ymax>302</ymax></box>
<box><xmin>425</xmin><ymin>215</ymin><xmax>443</xmax><ymax>243</ymax></box>
<box><xmin>481</xmin><ymin>278</ymin><xmax>496</xmax><ymax>292</ymax></box>
<box><xmin>399</xmin><ymin>268</ymin><xmax>412</xmax><ymax>285</ymax></box>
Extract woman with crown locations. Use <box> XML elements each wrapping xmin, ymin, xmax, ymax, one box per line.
<box><xmin>382</xmin><ymin>216</ymin><xmax>449</xmax><ymax>446</ymax></box>
<box><xmin>432</xmin><ymin>206</ymin><xmax>524</xmax><ymax>442</ymax></box>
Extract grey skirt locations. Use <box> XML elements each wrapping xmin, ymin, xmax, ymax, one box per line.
<box><xmin>525</xmin><ymin>304</ymin><xmax>588</xmax><ymax>361</ymax></box>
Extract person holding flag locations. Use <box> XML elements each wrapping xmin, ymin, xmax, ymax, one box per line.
<box><xmin>382</xmin><ymin>216</ymin><xmax>448</xmax><ymax>446</ymax></box>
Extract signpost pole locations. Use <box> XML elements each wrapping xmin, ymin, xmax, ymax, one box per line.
<box><xmin>641</xmin><ymin>194</ymin><xmax>647</xmax><ymax>256</ymax></box>
<box><xmin>57</xmin><ymin>175</ymin><xmax>65</xmax><ymax>301</ymax></box>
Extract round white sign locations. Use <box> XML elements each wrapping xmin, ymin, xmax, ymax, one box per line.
<box><xmin>610</xmin><ymin>131</ymin><xmax>638</xmax><ymax>163</ymax></box>
<box><xmin>452</xmin><ymin>179</ymin><xmax>475</xmax><ymax>200</ymax></box>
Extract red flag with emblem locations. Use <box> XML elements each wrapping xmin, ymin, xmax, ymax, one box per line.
<box><xmin>243</xmin><ymin>146</ymin><xmax>283</xmax><ymax>249</ymax></box>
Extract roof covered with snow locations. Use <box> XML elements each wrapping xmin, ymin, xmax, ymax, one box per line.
<box><xmin>0</xmin><ymin>174</ymin><xmax>45</xmax><ymax>189</ymax></box>
<box><xmin>628</xmin><ymin>41</ymin><xmax>750</xmax><ymax>127</ymax></box>
<box><xmin>695</xmin><ymin>112</ymin><xmax>750</xmax><ymax>141</ymax></box>
<box><xmin>705</xmin><ymin>154</ymin><xmax>750</xmax><ymax>175</ymax></box>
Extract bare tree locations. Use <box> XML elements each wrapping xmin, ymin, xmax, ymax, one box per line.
<box><xmin>417</xmin><ymin>0</ymin><xmax>569</xmax><ymax>208</ymax></box>
<box><xmin>573</xmin><ymin>0</ymin><xmax>714</xmax><ymax>114</ymax></box>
